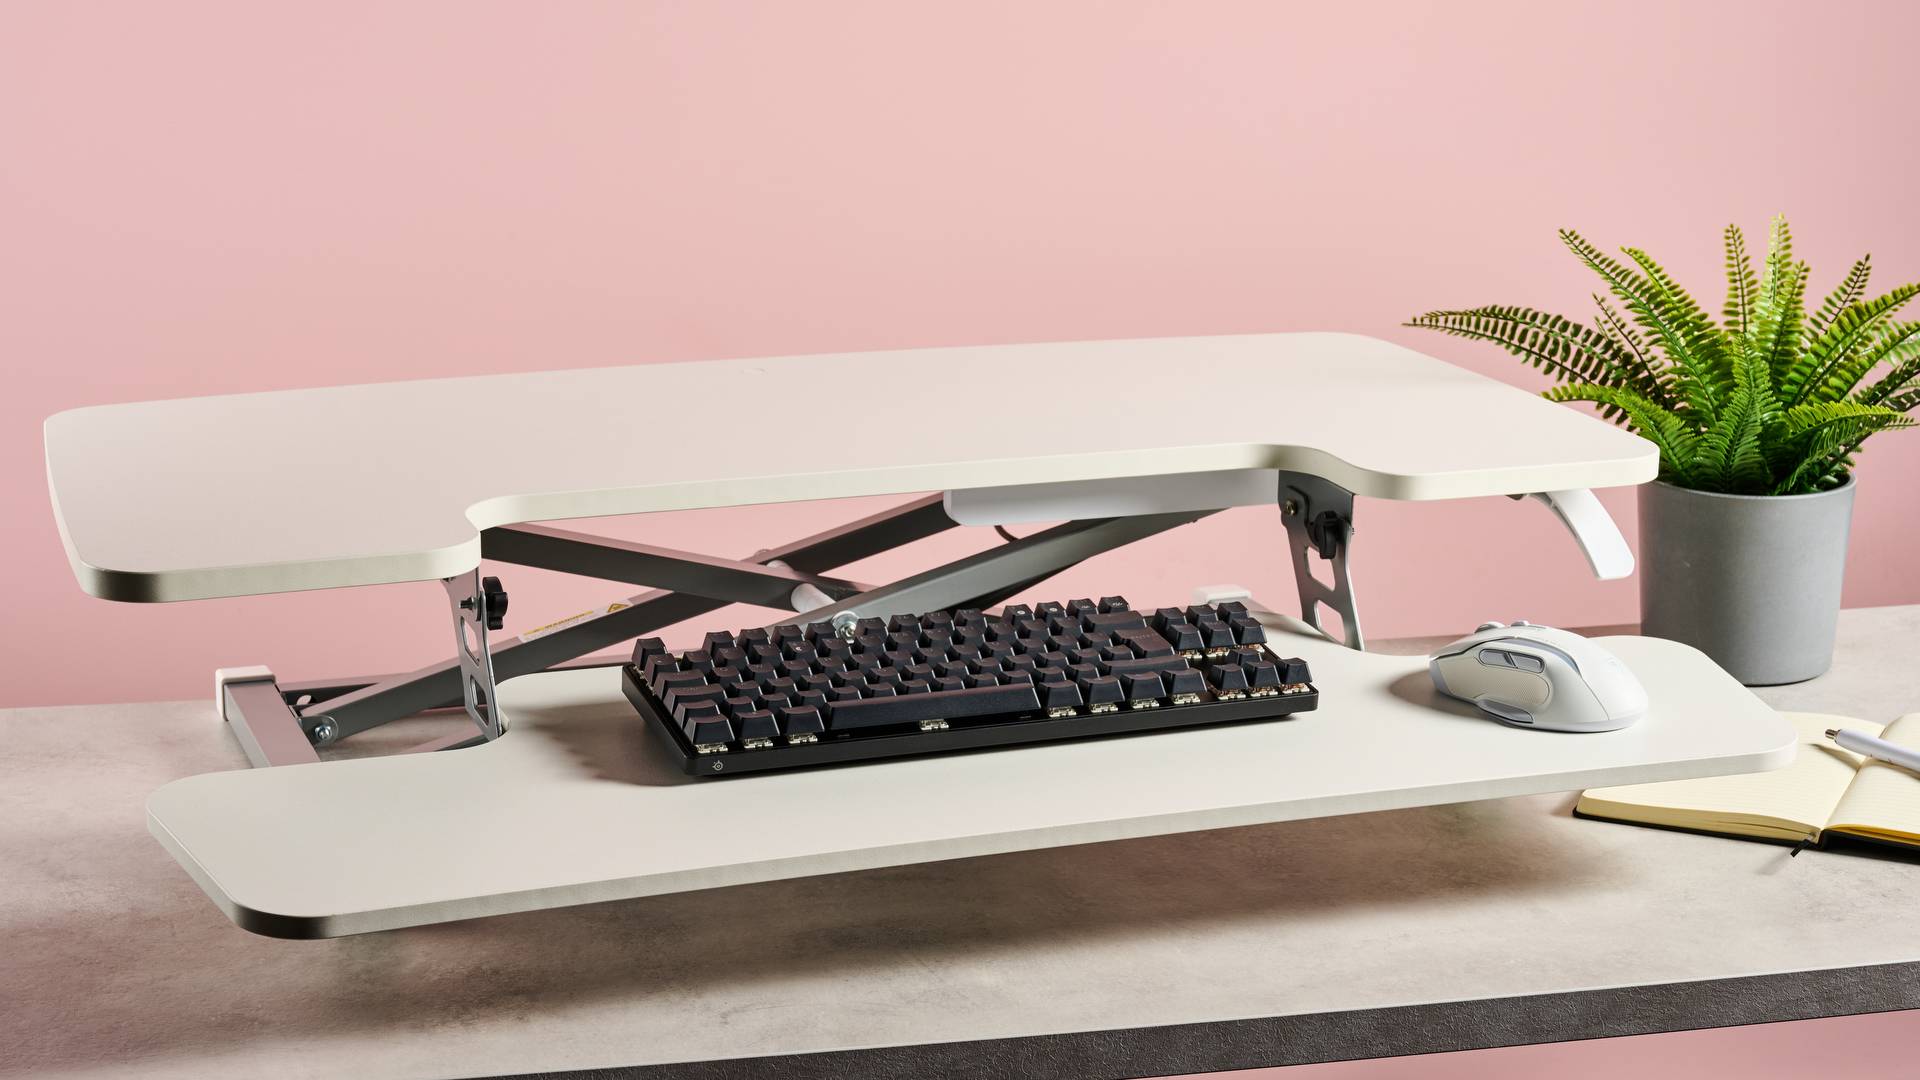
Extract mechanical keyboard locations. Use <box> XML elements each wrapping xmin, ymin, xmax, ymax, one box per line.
<box><xmin>621</xmin><ymin>598</ymin><xmax>1317</xmax><ymax>776</ymax></box>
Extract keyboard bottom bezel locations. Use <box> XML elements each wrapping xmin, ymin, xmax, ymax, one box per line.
<box><xmin>622</xmin><ymin>665</ymin><xmax>1319</xmax><ymax>778</ymax></box>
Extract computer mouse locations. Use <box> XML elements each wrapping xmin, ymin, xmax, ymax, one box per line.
<box><xmin>1427</xmin><ymin>621</ymin><xmax>1647</xmax><ymax>732</ymax></box>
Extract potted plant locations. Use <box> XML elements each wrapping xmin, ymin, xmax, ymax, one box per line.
<box><xmin>1407</xmin><ymin>218</ymin><xmax>1918</xmax><ymax>684</ymax></box>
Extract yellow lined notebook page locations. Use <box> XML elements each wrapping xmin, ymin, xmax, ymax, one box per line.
<box><xmin>1578</xmin><ymin>713</ymin><xmax>1874</xmax><ymax>842</ymax></box>
<box><xmin>1828</xmin><ymin>713</ymin><xmax>1920</xmax><ymax>845</ymax></box>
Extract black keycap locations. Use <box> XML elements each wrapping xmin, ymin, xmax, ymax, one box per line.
<box><xmin>795</xmin><ymin>689</ymin><xmax>829</xmax><ymax>712</ymax></box>
<box><xmin>1099</xmin><ymin>643</ymin><xmax>1136</xmax><ymax>663</ymax></box>
<box><xmin>672</xmin><ymin>680</ymin><xmax>729</xmax><ymax>714</ymax></box>
<box><xmin>1001</xmin><ymin>669</ymin><xmax>1035</xmax><ymax>686</ymax></box>
<box><xmin>1120</xmin><ymin>629</ymin><xmax>1177</xmax><ymax>657</ymax></box>
<box><xmin>1153</xmin><ymin>607</ymin><xmax>1185</xmax><ymax>629</ymax></box>
<box><xmin>1275</xmin><ymin>657</ymin><xmax>1313</xmax><ymax>685</ymax></box>
<box><xmin>862</xmin><ymin>683</ymin><xmax>898</xmax><ymax>699</ymax></box>
<box><xmin>825</xmin><ymin>683</ymin><xmax>1043</xmax><ymax>730</ymax></box>
<box><xmin>1162</xmin><ymin>622</ymin><xmax>1203</xmax><ymax>651</ymax></box>
<box><xmin>654</xmin><ymin>668</ymin><xmax>708</xmax><ymax>698</ymax></box>
<box><xmin>1002</xmin><ymin>603</ymin><xmax>1034</xmax><ymax>621</ymax></box>
<box><xmin>967</xmin><ymin>671</ymin><xmax>1002</xmax><ymax>688</ymax></box>
<box><xmin>1217</xmin><ymin>601</ymin><xmax>1249</xmax><ymax>619</ymax></box>
<box><xmin>643</xmin><ymin>652</ymin><xmax>682</xmax><ymax>683</ymax></box>
<box><xmin>1231</xmin><ymin>647</ymin><xmax>1264</xmax><ymax>668</ymax></box>
<box><xmin>1201</xmin><ymin>622</ymin><xmax>1236</xmax><ymax>649</ymax></box>
<box><xmin>900</xmin><ymin>679</ymin><xmax>932</xmax><ymax>694</ymax></box>
<box><xmin>1039</xmin><ymin>679</ymin><xmax>1084</xmax><ymax>710</ymax></box>
<box><xmin>888</xmin><ymin>614</ymin><xmax>921</xmax><ymax>634</ymax></box>
<box><xmin>934</xmin><ymin>676</ymin><xmax>967</xmax><ymax>692</ymax></box>
<box><xmin>1122</xmin><ymin>671</ymin><xmax>1165</xmax><ymax>701</ymax></box>
<box><xmin>702</xmin><ymin>631</ymin><xmax>737</xmax><ymax>654</ymax></box>
<box><xmin>1165</xmin><ymin>668</ymin><xmax>1207</xmax><ymax>697</ymax></box>
<box><xmin>777</xmin><ymin>704</ymin><xmax>825</xmax><ymax>735</ymax></box>
<box><xmin>770</xmin><ymin>623</ymin><xmax>805</xmax><ymax>642</ymax></box>
<box><xmin>630</xmin><ymin>637</ymin><xmax>669</xmax><ymax>667</ymax></box>
<box><xmin>1103</xmin><ymin>655</ymin><xmax>1177</xmax><ymax>678</ymax></box>
<box><xmin>1208</xmin><ymin>664</ymin><xmax>1250</xmax><ymax>691</ymax></box>
<box><xmin>829</xmin><ymin>686</ymin><xmax>862</xmax><ymax>702</ymax></box>
<box><xmin>1067</xmin><ymin>598</ymin><xmax>1097</xmax><ymax>615</ymax></box>
<box><xmin>1246</xmin><ymin>662</ymin><xmax>1283</xmax><ymax>689</ymax></box>
<box><xmin>1034</xmin><ymin>601</ymin><xmax>1066</xmax><ymax>617</ymax></box>
<box><xmin>1229</xmin><ymin>616</ymin><xmax>1267</xmax><ymax>645</ymax></box>
<box><xmin>681</xmin><ymin>706</ymin><xmax>732</xmax><ymax>746</ymax></box>
<box><xmin>734</xmin><ymin>710</ymin><xmax>780</xmax><ymax>741</ymax></box>
<box><xmin>1079</xmin><ymin>675</ymin><xmax>1125</xmax><ymax>706</ymax></box>
<box><xmin>1084</xmin><ymin>610</ymin><xmax>1148</xmax><ymax>635</ymax></box>
<box><xmin>1098</xmin><ymin>595</ymin><xmax>1129</xmax><ymax>613</ymax></box>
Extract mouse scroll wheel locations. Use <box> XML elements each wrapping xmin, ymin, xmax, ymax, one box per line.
<box><xmin>1475</xmin><ymin>621</ymin><xmax>1505</xmax><ymax>633</ymax></box>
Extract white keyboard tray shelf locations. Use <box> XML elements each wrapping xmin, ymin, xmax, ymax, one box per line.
<box><xmin>148</xmin><ymin>607</ymin><xmax>1795</xmax><ymax>938</ymax></box>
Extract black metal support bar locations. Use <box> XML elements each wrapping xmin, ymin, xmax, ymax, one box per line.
<box><xmin>1278</xmin><ymin>470</ymin><xmax>1364</xmax><ymax>650</ymax></box>
<box><xmin>787</xmin><ymin>510</ymin><xmax>1215</xmax><ymax>628</ymax></box>
<box><xmin>482</xmin><ymin>525</ymin><xmax>869</xmax><ymax>606</ymax></box>
<box><xmin>298</xmin><ymin>495</ymin><xmax>957</xmax><ymax>745</ymax></box>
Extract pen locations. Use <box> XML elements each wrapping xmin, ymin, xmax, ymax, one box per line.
<box><xmin>1825</xmin><ymin>728</ymin><xmax>1920</xmax><ymax>775</ymax></box>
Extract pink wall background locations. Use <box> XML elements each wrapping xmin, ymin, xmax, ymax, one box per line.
<box><xmin>6</xmin><ymin>1</ymin><xmax>1920</xmax><ymax>710</ymax></box>
<box><xmin>5</xmin><ymin>3</ymin><xmax>1920</xmax><ymax>1075</ymax></box>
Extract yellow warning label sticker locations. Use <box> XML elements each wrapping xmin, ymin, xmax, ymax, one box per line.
<box><xmin>518</xmin><ymin>601</ymin><xmax>631</xmax><ymax>643</ymax></box>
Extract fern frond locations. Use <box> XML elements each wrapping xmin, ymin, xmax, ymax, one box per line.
<box><xmin>1403</xmin><ymin>307</ymin><xmax>1634</xmax><ymax>397</ymax></box>
<box><xmin>1758</xmin><ymin>216</ymin><xmax>1796</xmax><ymax>310</ymax></box>
<box><xmin>1544</xmin><ymin>384</ymin><xmax>1700</xmax><ymax>485</ymax></box>
<box><xmin>1805</xmin><ymin>254</ymin><xmax>1872</xmax><ymax>345</ymax></box>
<box><xmin>1771</xmin><ymin>403</ymin><xmax>1914</xmax><ymax>494</ymax></box>
<box><xmin>1783</xmin><ymin>283</ymin><xmax>1920</xmax><ymax>406</ymax></box>
<box><xmin>1691</xmin><ymin>358</ymin><xmax>1772</xmax><ymax>493</ymax></box>
<box><xmin>1561</xmin><ymin>230</ymin><xmax>1725</xmax><ymax>422</ymax></box>
<box><xmin>1750</xmin><ymin>257</ymin><xmax>1809</xmax><ymax>392</ymax></box>
<box><xmin>1723</xmin><ymin>224</ymin><xmax>1757</xmax><ymax>337</ymax></box>
<box><xmin>1590</xmin><ymin>293</ymin><xmax>1678</xmax><ymax>407</ymax></box>
<box><xmin>1859</xmin><ymin>326</ymin><xmax>1920</xmax><ymax>407</ymax></box>
<box><xmin>1816</xmin><ymin>320</ymin><xmax>1920</xmax><ymax>404</ymax></box>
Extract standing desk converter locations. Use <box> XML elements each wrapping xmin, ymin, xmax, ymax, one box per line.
<box><xmin>42</xmin><ymin>332</ymin><xmax>1796</xmax><ymax>937</ymax></box>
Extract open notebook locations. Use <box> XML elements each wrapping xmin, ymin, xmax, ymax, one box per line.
<box><xmin>1577</xmin><ymin>712</ymin><xmax>1920</xmax><ymax>852</ymax></box>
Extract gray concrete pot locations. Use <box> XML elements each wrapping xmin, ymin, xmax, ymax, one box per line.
<box><xmin>1638</xmin><ymin>478</ymin><xmax>1854</xmax><ymax>685</ymax></box>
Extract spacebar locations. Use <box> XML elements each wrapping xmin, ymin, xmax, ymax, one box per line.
<box><xmin>825</xmin><ymin>685</ymin><xmax>1043</xmax><ymax>731</ymax></box>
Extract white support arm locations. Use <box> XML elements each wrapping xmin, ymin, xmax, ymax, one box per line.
<box><xmin>1524</xmin><ymin>489</ymin><xmax>1634</xmax><ymax>580</ymax></box>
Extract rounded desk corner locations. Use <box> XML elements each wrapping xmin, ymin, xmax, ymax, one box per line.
<box><xmin>146</xmin><ymin>791</ymin><xmax>341</xmax><ymax>940</ymax></box>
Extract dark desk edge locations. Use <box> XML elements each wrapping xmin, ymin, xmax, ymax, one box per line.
<box><xmin>491</xmin><ymin>960</ymin><xmax>1920</xmax><ymax>1080</ymax></box>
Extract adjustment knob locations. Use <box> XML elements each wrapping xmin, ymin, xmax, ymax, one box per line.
<box><xmin>480</xmin><ymin>576</ymin><xmax>509</xmax><ymax>630</ymax></box>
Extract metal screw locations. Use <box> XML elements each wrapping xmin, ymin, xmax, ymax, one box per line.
<box><xmin>307</xmin><ymin>719</ymin><xmax>338</xmax><ymax>746</ymax></box>
<box><xmin>830</xmin><ymin>610</ymin><xmax>860</xmax><ymax>640</ymax></box>
<box><xmin>1282</xmin><ymin>498</ymin><xmax>1300</xmax><ymax>517</ymax></box>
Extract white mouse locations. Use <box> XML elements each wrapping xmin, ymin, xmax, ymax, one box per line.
<box><xmin>1427</xmin><ymin>621</ymin><xmax>1647</xmax><ymax>732</ymax></box>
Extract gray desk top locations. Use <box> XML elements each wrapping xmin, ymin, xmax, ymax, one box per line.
<box><xmin>7</xmin><ymin>607</ymin><xmax>1919</xmax><ymax>1080</ymax></box>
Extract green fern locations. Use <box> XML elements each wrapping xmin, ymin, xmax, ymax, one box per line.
<box><xmin>1408</xmin><ymin>217</ymin><xmax>1920</xmax><ymax>495</ymax></box>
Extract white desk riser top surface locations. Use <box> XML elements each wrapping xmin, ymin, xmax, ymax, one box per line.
<box><xmin>146</xmin><ymin>609</ymin><xmax>1795</xmax><ymax>938</ymax></box>
<box><xmin>44</xmin><ymin>333</ymin><xmax>1656</xmax><ymax>601</ymax></box>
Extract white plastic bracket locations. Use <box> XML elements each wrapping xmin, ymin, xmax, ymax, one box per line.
<box><xmin>1519</xmin><ymin>489</ymin><xmax>1634</xmax><ymax>580</ymax></box>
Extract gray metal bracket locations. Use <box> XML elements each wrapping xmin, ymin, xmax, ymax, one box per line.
<box><xmin>443</xmin><ymin>570</ymin><xmax>509</xmax><ymax>742</ymax></box>
<box><xmin>1278</xmin><ymin>471</ymin><xmax>1364</xmax><ymax>651</ymax></box>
